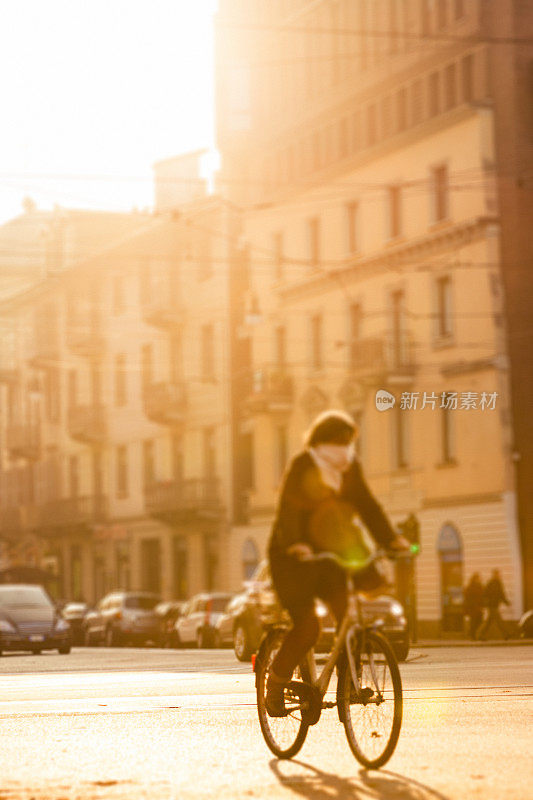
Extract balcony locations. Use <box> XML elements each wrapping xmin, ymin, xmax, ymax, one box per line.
<box><xmin>5</xmin><ymin>425</ymin><xmax>41</xmax><ymax>461</ymax></box>
<box><xmin>67</xmin><ymin>405</ymin><xmax>107</xmax><ymax>444</ymax></box>
<box><xmin>346</xmin><ymin>337</ymin><xmax>417</xmax><ymax>385</ymax></box>
<box><xmin>143</xmin><ymin>381</ymin><xmax>187</xmax><ymax>425</ymax></box>
<box><xmin>28</xmin><ymin>339</ymin><xmax>60</xmax><ymax>368</ymax></box>
<box><xmin>245</xmin><ymin>369</ymin><xmax>294</xmax><ymax>414</ymax></box>
<box><xmin>66</xmin><ymin>315</ymin><xmax>105</xmax><ymax>358</ymax></box>
<box><xmin>40</xmin><ymin>495</ymin><xmax>108</xmax><ymax>531</ymax></box>
<box><xmin>142</xmin><ymin>296</ymin><xmax>183</xmax><ymax>329</ymax></box>
<box><xmin>145</xmin><ymin>478</ymin><xmax>222</xmax><ymax>523</ymax></box>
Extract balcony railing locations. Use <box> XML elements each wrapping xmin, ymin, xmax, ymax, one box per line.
<box><xmin>65</xmin><ymin>314</ymin><xmax>105</xmax><ymax>358</ymax></box>
<box><xmin>143</xmin><ymin>381</ymin><xmax>187</xmax><ymax>425</ymax></box>
<box><xmin>67</xmin><ymin>405</ymin><xmax>107</xmax><ymax>444</ymax></box>
<box><xmin>0</xmin><ymin>504</ymin><xmax>40</xmax><ymax>538</ymax></box>
<box><xmin>142</xmin><ymin>295</ymin><xmax>183</xmax><ymax>329</ymax></box>
<box><xmin>145</xmin><ymin>478</ymin><xmax>221</xmax><ymax>522</ymax></box>
<box><xmin>40</xmin><ymin>495</ymin><xmax>108</xmax><ymax>530</ymax></box>
<box><xmin>347</xmin><ymin>337</ymin><xmax>417</xmax><ymax>384</ymax></box>
<box><xmin>245</xmin><ymin>369</ymin><xmax>294</xmax><ymax>413</ymax></box>
<box><xmin>5</xmin><ymin>425</ymin><xmax>41</xmax><ymax>461</ymax></box>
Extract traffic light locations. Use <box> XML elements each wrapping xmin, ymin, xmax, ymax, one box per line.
<box><xmin>399</xmin><ymin>513</ymin><xmax>421</xmax><ymax>555</ymax></box>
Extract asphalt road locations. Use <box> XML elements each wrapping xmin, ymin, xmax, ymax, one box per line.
<box><xmin>0</xmin><ymin>645</ymin><xmax>531</xmax><ymax>800</ymax></box>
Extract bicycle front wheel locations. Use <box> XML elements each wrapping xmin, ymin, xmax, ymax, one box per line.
<box><xmin>338</xmin><ymin>630</ymin><xmax>402</xmax><ymax>769</ymax></box>
<box><xmin>256</xmin><ymin>630</ymin><xmax>309</xmax><ymax>759</ymax></box>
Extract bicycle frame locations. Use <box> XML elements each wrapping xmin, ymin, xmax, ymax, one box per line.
<box><xmin>302</xmin><ymin>574</ymin><xmax>366</xmax><ymax>699</ymax></box>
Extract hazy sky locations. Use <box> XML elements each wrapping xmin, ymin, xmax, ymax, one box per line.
<box><xmin>0</xmin><ymin>0</ymin><xmax>217</xmax><ymax>224</ymax></box>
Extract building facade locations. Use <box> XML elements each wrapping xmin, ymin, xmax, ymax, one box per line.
<box><xmin>215</xmin><ymin>0</ymin><xmax>531</xmax><ymax>633</ymax></box>
<box><xmin>0</xmin><ymin>196</ymin><xmax>248</xmax><ymax>604</ymax></box>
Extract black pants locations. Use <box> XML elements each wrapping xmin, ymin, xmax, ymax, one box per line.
<box><xmin>477</xmin><ymin>607</ymin><xmax>509</xmax><ymax>640</ymax></box>
<box><xmin>269</xmin><ymin>552</ymin><xmax>347</xmax><ymax>680</ymax></box>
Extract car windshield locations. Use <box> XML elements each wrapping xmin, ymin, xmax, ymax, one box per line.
<box><xmin>124</xmin><ymin>596</ymin><xmax>159</xmax><ymax>610</ymax></box>
<box><xmin>209</xmin><ymin>597</ymin><xmax>231</xmax><ymax>613</ymax></box>
<box><xmin>0</xmin><ymin>586</ymin><xmax>50</xmax><ymax>608</ymax></box>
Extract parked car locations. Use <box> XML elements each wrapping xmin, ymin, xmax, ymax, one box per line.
<box><xmin>227</xmin><ymin>561</ymin><xmax>410</xmax><ymax>662</ymax></box>
<box><xmin>61</xmin><ymin>602</ymin><xmax>91</xmax><ymax>646</ymax></box>
<box><xmin>155</xmin><ymin>600</ymin><xmax>186</xmax><ymax>648</ymax></box>
<box><xmin>175</xmin><ymin>593</ymin><xmax>233</xmax><ymax>648</ymax></box>
<box><xmin>518</xmin><ymin>609</ymin><xmax>533</xmax><ymax>639</ymax></box>
<box><xmin>83</xmin><ymin>591</ymin><xmax>161</xmax><ymax>647</ymax></box>
<box><xmin>0</xmin><ymin>584</ymin><xmax>71</xmax><ymax>655</ymax></box>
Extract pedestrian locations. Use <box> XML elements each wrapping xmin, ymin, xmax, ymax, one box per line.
<box><xmin>463</xmin><ymin>572</ymin><xmax>484</xmax><ymax>640</ymax></box>
<box><xmin>265</xmin><ymin>409</ymin><xmax>410</xmax><ymax>716</ymax></box>
<box><xmin>477</xmin><ymin>569</ymin><xmax>511</xmax><ymax>641</ymax></box>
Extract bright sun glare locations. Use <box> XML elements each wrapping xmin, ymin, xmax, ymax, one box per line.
<box><xmin>0</xmin><ymin>0</ymin><xmax>217</xmax><ymax>223</ymax></box>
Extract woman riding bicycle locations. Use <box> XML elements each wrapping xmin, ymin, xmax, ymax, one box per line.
<box><xmin>266</xmin><ymin>409</ymin><xmax>409</xmax><ymax>716</ymax></box>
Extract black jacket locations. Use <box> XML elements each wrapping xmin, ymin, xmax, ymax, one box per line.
<box><xmin>269</xmin><ymin>451</ymin><xmax>396</xmax><ymax>560</ymax></box>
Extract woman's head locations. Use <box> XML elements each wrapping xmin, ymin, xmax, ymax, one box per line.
<box><xmin>304</xmin><ymin>409</ymin><xmax>358</xmax><ymax>448</ymax></box>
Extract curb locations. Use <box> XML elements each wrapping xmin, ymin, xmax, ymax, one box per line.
<box><xmin>411</xmin><ymin>639</ymin><xmax>533</xmax><ymax>648</ymax></box>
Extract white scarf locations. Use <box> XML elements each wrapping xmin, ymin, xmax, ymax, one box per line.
<box><xmin>309</xmin><ymin>443</ymin><xmax>355</xmax><ymax>493</ymax></box>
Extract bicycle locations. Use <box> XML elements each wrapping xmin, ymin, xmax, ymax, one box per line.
<box><xmin>255</xmin><ymin>550</ymin><xmax>405</xmax><ymax>768</ymax></box>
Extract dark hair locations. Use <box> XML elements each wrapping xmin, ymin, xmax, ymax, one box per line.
<box><xmin>304</xmin><ymin>410</ymin><xmax>358</xmax><ymax>447</ymax></box>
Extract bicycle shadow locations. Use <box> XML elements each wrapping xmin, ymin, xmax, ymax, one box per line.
<box><xmin>269</xmin><ymin>759</ymin><xmax>451</xmax><ymax>800</ymax></box>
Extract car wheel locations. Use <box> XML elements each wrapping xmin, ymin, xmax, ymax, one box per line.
<box><xmin>174</xmin><ymin>631</ymin><xmax>182</xmax><ymax>649</ymax></box>
<box><xmin>234</xmin><ymin>623</ymin><xmax>252</xmax><ymax>662</ymax></box>
<box><xmin>393</xmin><ymin>638</ymin><xmax>410</xmax><ymax>662</ymax></box>
<box><xmin>31</xmin><ymin>647</ymin><xmax>42</xmax><ymax>655</ymax></box>
<box><xmin>212</xmin><ymin>631</ymin><xmax>222</xmax><ymax>648</ymax></box>
<box><xmin>84</xmin><ymin>629</ymin><xmax>93</xmax><ymax>647</ymax></box>
<box><xmin>58</xmin><ymin>644</ymin><xmax>71</xmax><ymax>655</ymax></box>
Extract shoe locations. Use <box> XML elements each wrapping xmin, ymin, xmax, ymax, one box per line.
<box><xmin>265</xmin><ymin>674</ymin><xmax>288</xmax><ymax>717</ymax></box>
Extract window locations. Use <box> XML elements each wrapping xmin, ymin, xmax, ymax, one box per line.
<box><xmin>436</xmin><ymin>0</ymin><xmax>447</xmax><ymax>28</ymax></box>
<box><xmin>171</xmin><ymin>434</ymin><xmax>184</xmax><ymax>481</ymax></box>
<box><xmin>143</xmin><ymin>440</ymin><xmax>155</xmax><ymax>489</ymax></box>
<box><xmin>241</xmin><ymin>431</ymin><xmax>255</xmax><ymax>491</ymax></box>
<box><xmin>45</xmin><ymin>368</ymin><xmax>60</xmax><ymax>422</ymax></box>
<box><xmin>429</xmin><ymin>71</ymin><xmax>440</xmax><ymax>116</ymax></box>
<box><xmin>352</xmin><ymin>110</ymin><xmax>362</xmax><ymax>152</ymax></box>
<box><xmin>462</xmin><ymin>54</ymin><xmax>474</xmax><ymax>102</ymax></box>
<box><xmin>141</xmin><ymin>343</ymin><xmax>153</xmax><ymax>388</ymax></box>
<box><xmin>367</xmin><ymin>104</ymin><xmax>377</xmax><ymax>145</ymax></box>
<box><xmin>273</xmin><ymin>231</ymin><xmax>284</xmax><ymax>281</ymax></box>
<box><xmin>381</xmin><ymin>94</ymin><xmax>392</xmax><ymax>137</ymax></box>
<box><xmin>391</xmin><ymin>289</ymin><xmax>407</xmax><ymax>366</ymax></box>
<box><xmin>388</xmin><ymin>185</ymin><xmax>402</xmax><ymax>239</ymax></box>
<box><xmin>435</xmin><ymin>275</ymin><xmax>453</xmax><ymax>338</ymax></box>
<box><xmin>411</xmin><ymin>79</ymin><xmax>424</xmax><ymax>125</ymax></box>
<box><xmin>201</xmin><ymin>324</ymin><xmax>215</xmax><ymax>380</ymax></box>
<box><xmin>441</xmin><ymin>397</ymin><xmax>456</xmax><ymax>463</ymax></box>
<box><xmin>421</xmin><ymin>0</ymin><xmax>431</xmax><ymax>35</ymax></box>
<box><xmin>203</xmin><ymin>427</ymin><xmax>216</xmax><ymax>479</ymax></box>
<box><xmin>454</xmin><ymin>0</ymin><xmax>464</xmax><ymax>18</ymax></box>
<box><xmin>114</xmin><ymin>354</ymin><xmax>127</xmax><ymax>407</ymax></box>
<box><xmin>113</xmin><ymin>275</ymin><xmax>125</xmax><ymax>314</ymax></box>
<box><xmin>275</xmin><ymin>325</ymin><xmax>287</xmax><ymax>368</ymax></box>
<box><xmin>349</xmin><ymin>303</ymin><xmax>362</xmax><ymax>369</ymax></box>
<box><xmin>68</xmin><ymin>369</ymin><xmax>77</xmax><ymax>409</ymax></box>
<box><xmin>307</xmin><ymin>217</ymin><xmax>320</xmax><ymax>267</ymax></box>
<box><xmin>242</xmin><ymin>539</ymin><xmax>259</xmax><ymax>581</ymax></box>
<box><xmin>393</xmin><ymin>402</ymin><xmax>409</xmax><ymax>469</ymax></box>
<box><xmin>346</xmin><ymin>202</ymin><xmax>359</xmax><ymax>255</ymax></box>
<box><xmin>276</xmin><ymin>425</ymin><xmax>289</xmax><ymax>481</ymax></box>
<box><xmin>69</xmin><ymin>455</ymin><xmax>79</xmax><ymax>497</ymax></box>
<box><xmin>116</xmin><ymin>445</ymin><xmax>129</xmax><ymax>497</ymax></box>
<box><xmin>432</xmin><ymin>164</ymin><xmax>449</xmax><ymax>222</ymax></box>
<box><xmin>310</xmin><ymin>314</ymin><xmax>323</xmax><ymax>371</ymax></box>
<box><xmin>444</xmin><ymin>63</ymin><xmax>457</xmax><ymax>109</ymax></box>
<box><xmin>397</xmin><ymin>88</ymin><xmax>407</xmax><ymax>132</ymax></box>
<box><xmin>170</xmin><ymin>334</ymin><xmax>182</xmax><ymax>383</ymax></box>
<box><xmin>339</xmin><ymin>117</ymin><xmax>349</xmax><ymax>159</ymax></box>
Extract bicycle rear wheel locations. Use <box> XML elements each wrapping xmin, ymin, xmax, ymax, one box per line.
<box><xmin>338</xmin><ymin>630</ymin><xmax>402</xmax><ymax>769</ymax></box>
<box><xmin>256</xmin><ymin>630</ymin><xmax>309</xmax><ymax>759</ymax></box>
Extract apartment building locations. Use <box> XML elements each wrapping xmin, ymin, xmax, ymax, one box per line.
<box><xmin>215</xmin><ymin>0</ymin><xmax>532</xmax><ymax>632</ymax></box>
<box><xmin>0</xmin><ymin>189</ymin><xmax>246</xmax><ymax>604</ymax></box>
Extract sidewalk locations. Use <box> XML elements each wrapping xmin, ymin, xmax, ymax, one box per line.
<box><xmin>412</xmin><ymin>638</ymin><xmax>533</xmax><ymax>648</ymax></box>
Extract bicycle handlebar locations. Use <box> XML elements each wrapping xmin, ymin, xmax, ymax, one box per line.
<box><xmin>300</xmin><ymin>547</ymin><xmax>412</xmax><ymax>574</ymax></box>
